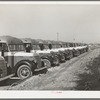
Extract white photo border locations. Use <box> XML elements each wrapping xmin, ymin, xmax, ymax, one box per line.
<box><xmin>0</xmin><ymin>1</ymin><xmax>100</xmax><ymax>98</ymax></box>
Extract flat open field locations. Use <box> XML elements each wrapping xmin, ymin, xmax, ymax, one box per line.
<box><xmin>1</xmin><ymin>47</ymin><xmax>100</xmax><ymax>90</ymax></box>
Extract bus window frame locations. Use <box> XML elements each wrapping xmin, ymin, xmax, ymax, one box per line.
<box><xmin>8</xmin><ymin>44</ymin><xmax>25</xmax><ymax>52</ymax></box>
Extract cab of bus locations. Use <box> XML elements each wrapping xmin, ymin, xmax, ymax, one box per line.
<box><xmin>57</xmin><ymin>41</ymin><xmax>73</xmax><ymax>60</ymax></box>
<box><xmin>64</xmin><ymin>42</ymin><xmax>74</xmax><ymax>59</ymax></box>
<box><xmin>32</xmin><ymin>39</ymin><xmax>60</xmax><ymax>66</ymax></box>
<box><xmin>47</xmin><ymin>40</ymin><xmax>66</xmax><ymax>63</ymax></box>
<box><xmin>20</xmin><ymin>38</ymin><xmax>59</xmax><ymax>67</ymax></box>
<box><xmin>67</xmin><ymin>42</ymin><xmax>80</xmax><ymax>57</ymax></box>
<box><xmin>0</xmin><ymin>36</ymin><xmax>46</xmax><ymax>79</ymax></box>
<box><xmin>38</xmin><ymin>39</ymin><xmax>60</xmax><ymax>66</ymax></box>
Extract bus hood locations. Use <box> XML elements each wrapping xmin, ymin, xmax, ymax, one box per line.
<box><xmin>5</xmin><ymin>52</ymin><xmax>34</xmax><ymax>56</ymax></box>
<box><xmin>31</xmin><ymin>50</ymin><xmax>51</xmax><ymax>54</ymax></box>
<box><xmin>49</xmin><ymin>49</ymin><xmax>59</xmax><ymax>52</ymax></box>
<box><xmin>58</xmin><ymin>48</ymin><xmax>65</xmax><ymax>51</ymax></box>
<box><xmin>74</xmin><ymin>46</ymin><xmax>87</xmax><ymax>50</ymax></box>
<box><xmin>67</xmin><ymin>47</ymin><xmax>74</xmax><ymax>50</ymax></box>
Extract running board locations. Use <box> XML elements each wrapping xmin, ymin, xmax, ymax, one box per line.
<box><xmin>0</xmin><ymin>74</ymin><xmax>15</xmax><ymax>82</ymax></box>
<box><xmin>34</xmin><ymin>66</ymin><xmax>47</xmax><ymax>71</ymax></box>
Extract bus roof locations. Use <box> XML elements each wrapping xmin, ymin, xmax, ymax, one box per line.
<box><xmin>22</xmin><ymin>38</ymin><xmax>39</xmax><ymax>45</ymax></box>
<box><xmin>36</xmin><ymin>39</ymin><xmax>49</xmax><ymax>45</ymax></box>
<box><xmin>0</xmin><ymin>36</ymin><xmax>23</xmax><ymax>45</ymax></box>
<box><xmin>0</xmin><ymin>41</ymin><xmax>7</xmax><ymax>43</ymax></box>
<box><xmin>20</xmin><ymin>38</ymin><xmax>31</xmax><ymax>44</ymax></box>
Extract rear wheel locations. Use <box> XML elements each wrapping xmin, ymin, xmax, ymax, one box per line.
<box><xmin>17</xmin><ymin>64</ymin><xmax>32</xmax><ymax>79</ymax></box>
<box><xmin>42</xmin><ymin>59</ymin><xmax>51</xmax><ymax>68</ymax></box>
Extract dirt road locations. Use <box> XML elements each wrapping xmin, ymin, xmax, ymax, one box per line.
<box><xmin>1</xmin><ymin>48</ymin><xmax>100</xmax><ymax>90</ymax></box>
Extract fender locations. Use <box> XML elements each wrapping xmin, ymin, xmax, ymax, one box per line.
<box><xmin>50</xmin><ymin>51</ymin><xmax>55</xmax><ymax>55</ymax></box>
<box><xmin>41</xmin><ymin>55</ymin><xmax>51</xmax><ymax>61</ymax></box>
<box><xmin>41</xmin><ymin>56</ymin><xmax>48</xmax><ymax>59</ymax></box>
<box><xmin>54</xmin><ymin>54</ymin><xmax>59</xmax><ymax>58</ymax></box>
<box><xmin>53</xmin><ymin>55</ymin><xmax>59</xmax><ymax>62</ymax></box>
<box><xmin>41</xmin><ymin>56</ymin><xmax>52</xmax><ymax>63</ymax></box>
<box><xmin>13</xmin><ymin>60</ymin><xmax>37</xmax><ymax>74</ymax></box>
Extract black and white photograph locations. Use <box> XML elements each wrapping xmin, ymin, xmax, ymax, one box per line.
<box><xmin>0</xmin><ymin>1</ymin><xmax>100</xmax><ymax>95</ymax></box>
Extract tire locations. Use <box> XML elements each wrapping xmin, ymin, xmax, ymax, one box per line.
<box><xmin>68</xmin><ymin>51</ymin><xmax>73</xmax><ymax>59</ymax></box>
<box><xmin>77</xmin><ymin>50</ymin><xmax>80</xmax><ymax>56</ymax></box>
<box><xmin>42</xmin><ymin>59</ymin><xmax>51</xmax><ymax>68</ymax></box>
<box><xmin>17</xmin><ymin>64</ymin><xmax>32</xmax><ymax>79</ymax></box>
<box><xmin>53</xmin><ymin>56</ymin><xmax>60</xmax><ymax>66</ymax></box>
<box><xmin>61</xmin><ymin>55</ymin><xmax>66</xmax><ymax>62</ymax></box>
<box><xmin>65</xmin><ymin>54</ymin><xmax>70</xmax><ymax>60</ymax></box>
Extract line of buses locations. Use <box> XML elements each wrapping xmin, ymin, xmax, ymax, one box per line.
<box><xmin>0</xmin><ymin>36</ymin><xmax>89</xmax><ymax>82</ymax></box>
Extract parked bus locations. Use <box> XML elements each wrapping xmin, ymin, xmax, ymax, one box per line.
<box><xmin>37</xmin><ymin>39</ymin><xmax>60</xmax><ymax>66</ymax></box>
<box><xmin>74</xmin><ymin>43</ymin><xmax>88</xmax><ymax>54</ymax></box>
<box><xmin>46</xmin><ymin>40</ymin><xmax>66</xmax><ymax>63</ymax></box>
<box><xmin>20</xmin><ymin>38</ymin><xmax>60</xmax><ymax>68</ymax></box>
<box><xmin>58</xmin><ymin>42</ymin><xmax>73</xmax><ymax>60</ymax></box>
<box><xmin>0</xmin><ymin>36</ymin><xmax>46</xmax><ymax>80</ymax></box>
<box><xmin>67</xmin><ymin>42</ymin><xmax>81</xmax><ymax>57</ymax></box>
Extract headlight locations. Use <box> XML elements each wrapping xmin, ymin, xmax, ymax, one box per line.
<box><xmin>33</xmin><ymin>59</ymin><xmax>37</xmax><ymax>63</ymax></box>
<box><xmin>44</xmin><ymin>62</ymin><xmax>47</xmax><ymax>66</ymax></box>
<box><xmin>52</xmin><ymin>55</ymin><xmax>54</xmax><ymax>58</ymax></box>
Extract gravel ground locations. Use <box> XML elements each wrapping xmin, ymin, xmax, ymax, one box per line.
<box><xmin>1</xmin><ymin>47</ymin><xmax>100</xmax><ymax>90</ymax></box>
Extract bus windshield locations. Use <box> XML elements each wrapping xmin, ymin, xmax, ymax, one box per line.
<box><xmin>69</xmin><ymin>43</ymin><xmax>73</xmax><ymax>47</ymax></box>
<box><xmin>0</xmin><ymin>43</ymin><xmax>8</xmax><ymax>52</ymax></box>
<box><xmin>56</xmin><ymin>45</ymin><xmax>61</xmax><ymax>48</ymax></box>
<box><xmin>63</xmin><ymin>44</ymin><xmax>66</xmax><ymax>48</ymax></box>
<box><xmin>9</xmin><ymin>44</ymin><xmax>25</xmax><ymax>52</ymax></box>
<box><xmin>52</xmin><ymin>45</ymin><xmax>56</xmax><ymax>49</ymax></box>
<box><xmin>32</xmin><ymin>44</ymin><xmax>40</xmax><ymax>50</ymax></box>
<box><xmin>44</xmin><ymin>45</ymin><xmax>49</xmax><ymax>49</ymax></box>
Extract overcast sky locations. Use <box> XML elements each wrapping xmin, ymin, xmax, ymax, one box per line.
<box><xmin>0</xmin><ymin>3</ymin><xmax>100</xmax><ymax>43</ymax></box>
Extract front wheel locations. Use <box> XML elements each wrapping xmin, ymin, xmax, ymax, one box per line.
<box><xmin>17</xmin><ymin>64</ymin><xmax>32</xmax><ymax>79</ymax></box>
<box><xmin>42</xmin><ymin>59</ymin><xmax>51</xmax><ymax>68</ymax></box>
<box><xmin>61</xmin><ymin>55</ymin><xmax>66</xmax><ymax>63</ymax></box>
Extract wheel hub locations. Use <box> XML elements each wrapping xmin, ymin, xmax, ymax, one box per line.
<box><xmin>21</xmin><ymin>68</ymin><xmax>30</xmax><ymax>77</ymax></box>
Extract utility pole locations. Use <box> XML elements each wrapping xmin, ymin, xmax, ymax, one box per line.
<box><xmin>73</xmin><ymin>38</ymin><xmax>75</xmax><ymax>42</ymax></box>
<box><xmin>57</xmin><ymin>32</ymin><xmax>59</xmax><ymax>41</ymax></box>
<box><xmin>73</xmin><ymin>37</ymin><xmax>75</xmax><ymax>47</ymax></box>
